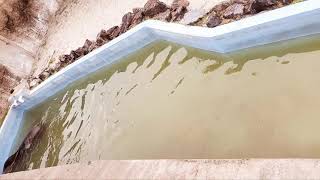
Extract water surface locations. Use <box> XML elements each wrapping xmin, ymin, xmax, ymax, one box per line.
<box><xmin>11</xmin><ymin>36</ymin><xmax>320</xmax><ymax>171</ymax></box>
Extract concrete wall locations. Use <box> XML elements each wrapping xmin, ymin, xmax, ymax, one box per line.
<box><xmin>2</xmin><ymin>159</ymin><xmax>320</xmax><ymax>179</ymax></box>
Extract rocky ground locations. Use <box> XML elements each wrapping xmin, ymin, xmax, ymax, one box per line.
<box><xmin>28</xmin><ymin>0</ymin><xmax>191</xmax><ymax>88</ymax></box>
<box><xmin>192</xmin><ymin>0</ymin><xmax>298</xmax><ymax>27</ymax></box>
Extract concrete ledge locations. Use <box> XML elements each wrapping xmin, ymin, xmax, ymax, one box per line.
<box><xmin>1</xmin><ymin>159</ymin><xmax>320</xmax><ymax>179</ymax></box>
<box><xmin>1</xmin><ymin>0</ymin><xmax>320</xmax><ymax>174</ymax></box>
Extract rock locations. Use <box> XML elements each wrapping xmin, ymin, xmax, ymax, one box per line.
<box><xmin>59</xmin><ymin>54</ymin><xmax>74</xmax><ymax>63</ymax></box>
<box><xmin>251</xmin><ymin>0</ymin><xmax>276</xmax><ymax>13</ymax></box>
<box><xmin>171</xmin><ymin>0</ymin><xmax>189</xmax><ymax>9</ymax></box>
<box><xmin>96</xmin><ymin>38</ymin><xmax>107</xmax><ymax>47</ymax></box>
<box><xmin>233</xmin><ymin>0</ymin><xmax>249</xmax><ymax>4</ymax></box>
<box><xmin>88</xmin><ymin>42</ymin><xmax>99</xmax><ymax>52</ymax></box>
<box><xmin>97</xmin><ymin>29</ymin><xmax>110</xmax><ymax>41</ymax></box>
<box><xmin>171</xmin><ymin>6</ymin><xmax>187</xmax><ymax>21</ymax></box>
<box><xmin>143</xmin><ymin>0</ymin><xmax>169</xmax><ymax>18</ymax></box>
<box><xmin>38</xmin><ymin>71</ymin><xmax>50</xmax><ymax>81</ymax></box>
<box><xmin>71</xmin><ymin>47</ymin><xmax>85</xmax><ymax>60</ymax></box>
<box><xmin>206</xmin><ymin>13</ymin><xmax>222</xmax><ymax>28</ymax></box>
<box><xmin>82</xmin><ymin>39</ymin><xmax>93</xmax><ymax>55</ymax></box>
<box><xmin>170</xmin><ymin>0</ymin><xmax>189</xmax><ymax>21</ymax></box>
<box><xmin>153</xmin><ymin>9</ymin><xmax>172</xmax><ymax>21</ymax></box>
<box><xmin>120</xmin><ymin>12</ymin><xmax>134</xmax><ymax>33</ymax></box>
<box><xmin>46</xmin><ymin>67</ymin><xmax>55</xmax><ymax>75</ymax></box>
<box><xmin>29</xmin><ymin>78</ymin><xmax>41</xmax><ymax>88</ymax></box>
<box><xmin>282</xmin><ymin>0</ymin><xmax>293</xmax><ymax>4</ymax></box>
<box><xmin>223</xmin><ymin>3</ymin><xmax>245</xmax><ymax>18</ymax></box>
<box><xmin>212</xmin><ymin>1</ymin><xmax>231</xmax><ymax>14</ymax></box>
<box><xmin>96</xmin><ymin>30</ymin><xmax>109</xmax><ymax>46</ymax></box>
<box><xmin>133</xmin><ymin>8</ymin><xmax>143</xmax><ymax>14</ymax></box>
<box><xmin>49</xmin><ymin>61</ymin><xmax>61</xmax><ymax>71</ymax></box>
<box><xmin>129</xmin><ymin>8</ymin><xmax>145</xmax><ymax>28</ymax></box>
<box><xmin>243</xmin><ymin>0</ymin><xmax>255</xmax><ymax>14</ymax></box>
<box><xmin>106</xmin><ymin>26</ymin><xmax>121</xmax><ymax>40</ymax></box>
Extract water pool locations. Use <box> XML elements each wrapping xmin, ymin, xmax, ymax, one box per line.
<box><xmin>8</xmin><ymin>35</ymin><xmax>320</xmax><ymax>172</ymax></box>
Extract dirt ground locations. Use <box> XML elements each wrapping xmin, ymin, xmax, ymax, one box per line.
<box><xmin>32</xmin><ymin>0</ymin><xmax>225</xmax><ymax>76</ymax></box>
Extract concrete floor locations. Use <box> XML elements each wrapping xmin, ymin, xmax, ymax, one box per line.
<box><xmin>1</xmin><ymin>159</ymin><xmax>320</xmax><ymax>179</ymax></box>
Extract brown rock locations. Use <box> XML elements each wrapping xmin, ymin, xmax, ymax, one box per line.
<box><xmin>88</xmin><ymin>42</ymin><xmax>99</xmax><ymax>52</ymax></box>
<box><xmin>133</xmin><ymin>8</ymin><xmax>143</xmax><ymax>14</ymax></box>
<box><xmin>282</xmin><ymin>0</ymin><xmax>293</xmax><ymax>4</ymax></box>
<box><xmin>153</xmin><ymin>9</ymin><xmax>172</xmax><ymax>21</ymax></box>
<box><xmin>171</xmin><ymin>6</ymin><xmax>186</xmax><ymax>21</ymax></box>
<box><xmin>251</xmin><ymin>0</ymin><xmax>276</xmax><ymax>13</ymax></box>
<box><xmin>82</xmin><ymin>39</ymin><xmax>94</xmax><ymax>55</ymax></box>
<box><xmin>96</xmin><ymin>30</ymin><xmax>109</xmax><ymax>46</ymax></box>
<box><xmin>120</xmin><ymin>12</ymin><xmax>134</xmax><ymax>33</ymax></box>
<box><xmin>170</xmin><ymin>0</ymin><xmax>189</xmax><ymax>21</ymax></box>
<box><xmin>223</xmin><ymin>3</ymin><xmax>245</xmax><ymax>18</ymax></box>
<box><xmin>49</xmin><ymin>61</ymin><xmax>62</xmax><ymax>71</ymax></box>
<box><xmin>212</xmin><ymin>1</ymin><xmax>231</xmax><ymax>14</ymax></box>
<box><xmin>97</xmin><ymin>29</ymin><xmax>110</xmax><ymax>41</ymax></box>
<box><xmin>96</xmin><ymin>38</ymin><xmax>107</xmax><ymax>47</ymax></box>
<box><xmin>38</xmin><ymin>71</ymin><xmax>50</xmax><ymax>81</ymax></box>
<box><xmin>143</xmin><ymin>0</ymin><xmax>169</xmax><ymax>18</ymax></box>
<box><xmin>70</xmin><ymin>47</ymin><xmax>84</xmax><ymax>60</ymax></box>
<box><xmin>233</xmin><ymin>0</ymin><xmax>248</xmax><ymax>4</ymax></box>
<box><xmin>171</xmin><ymin>0</ymin><xmax>189</xmax><ymax>9</ymax></box>
<box><xmin>46</xmin><ymin>67</ymin><xmax>55</xmax><ymax>75</ymax></box>
<box><xmin>206</xmin><ymin>13</ymin><xmax>222</xmax><ymax>28</ymax></box>
<box><xmin>130</xmin><ymin>9</ymin><xmax>145</xmax><ymax>28</ymax></box>
<box><xmin>244</xmin><ymin>0</ymin><xmax>255</xmax><ymax>14</ymax></box>
<box><xmin>59</xmin><ymin>54</ymin><xmax>74</xmax><ymax>63</ymax></box>
<box><xmin>107</xmin><ymin>26</ymin><xmax>121</xmax><ymax>40</ymax></box>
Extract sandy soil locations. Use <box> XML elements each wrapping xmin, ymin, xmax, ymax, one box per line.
<box><xmin>33</xmin><ymin>0</ymin><xmax>225</xmax><ymax>76</ymax></box>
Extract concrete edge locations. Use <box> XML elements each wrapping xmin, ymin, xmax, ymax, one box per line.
<box><xmin>1</xmin><ymin>159</ymin><xmax>320</xmax><ymax>179</ymax></box>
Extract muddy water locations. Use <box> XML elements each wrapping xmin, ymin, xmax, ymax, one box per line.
<box><xmin>11</xmin><ymin>36</ymin><xmax>320</xmax><ymax>171</ymax></box>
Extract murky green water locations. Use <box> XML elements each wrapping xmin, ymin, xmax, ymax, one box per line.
<box><xmin>11</xmin><ymin>35</ymin><xmax>320</xmax><ymax>172</ymax></box>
